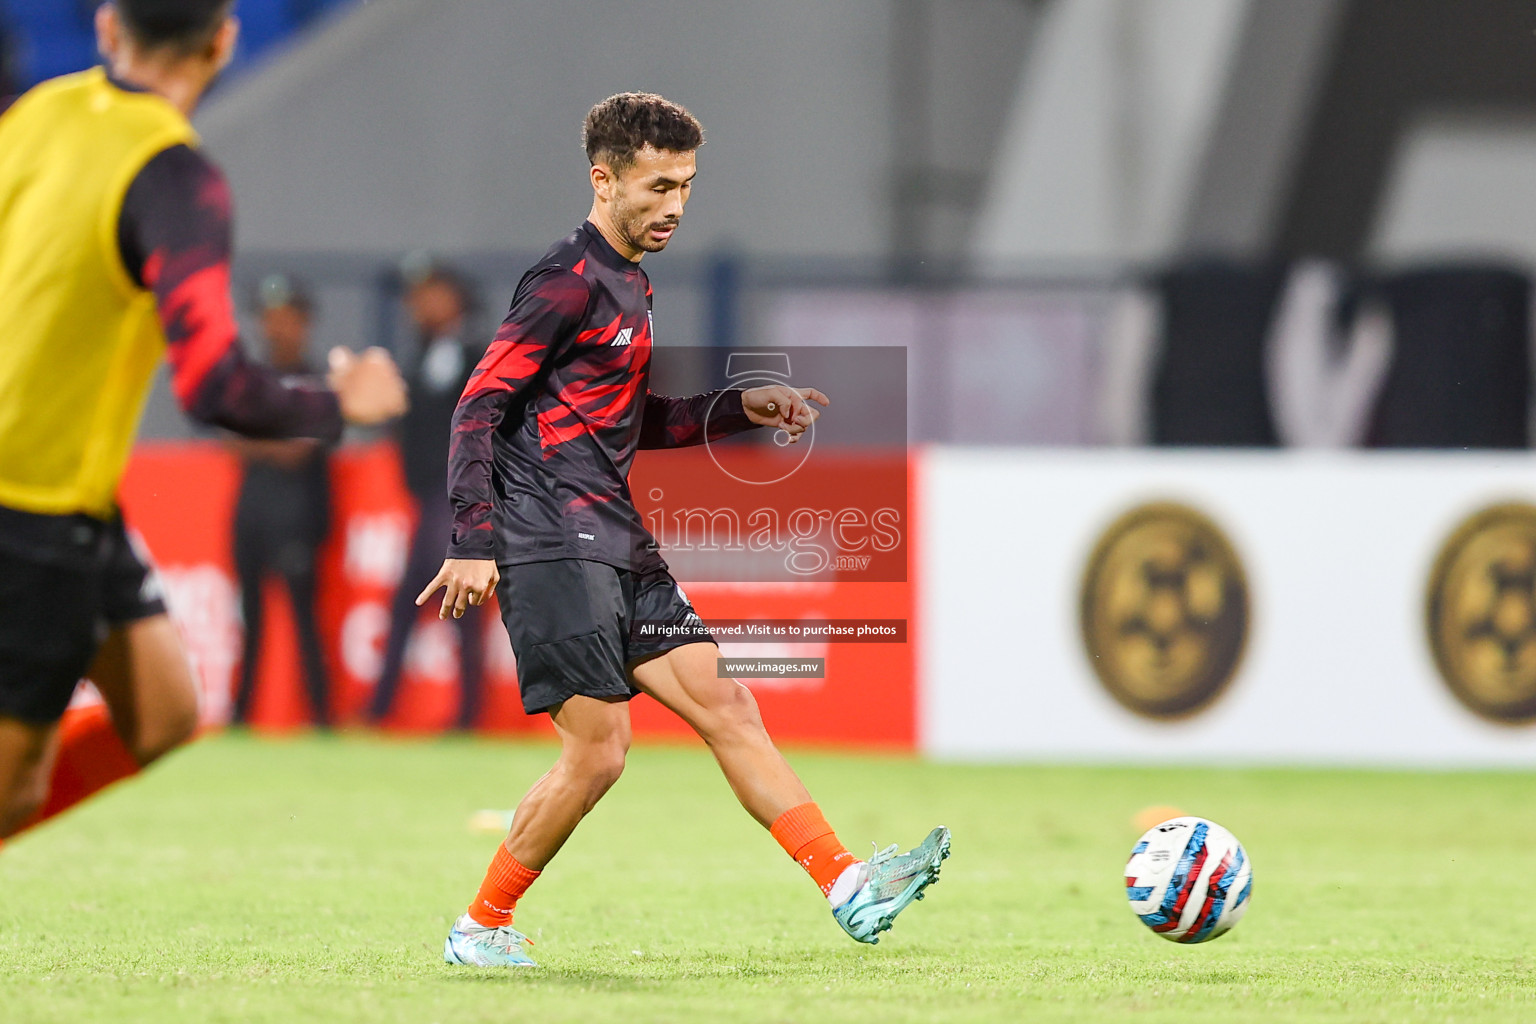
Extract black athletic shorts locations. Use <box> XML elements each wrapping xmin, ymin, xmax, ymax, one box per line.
<box><xmin>0</xmin><ymin>503</ymin><xmax>168</xmax><ymax>724</ymax></box>
<box><xmin>496</xmin><ymin>558</ymin><xmax>715</xmax><ymax>715</ymax></box>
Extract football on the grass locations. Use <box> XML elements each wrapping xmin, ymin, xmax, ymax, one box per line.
<box><xmin>1125</xmin><ymin>816</ymin><xmax>1252</xmax><ymax>943</ymax></box>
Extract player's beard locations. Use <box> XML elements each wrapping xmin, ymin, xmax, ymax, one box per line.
<box><xmin>614</xmin><ymin>192</ymin><xmax>678</xmax><ymax>254</ymax></box>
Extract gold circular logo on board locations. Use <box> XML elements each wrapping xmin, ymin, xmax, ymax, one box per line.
<box><xmin>1427</xmin><ymin>503</ymin><xmax>1536</xmax><ymax>724</ymax></box>
<box><xmin>1080</xmin><ymin>502</ymin><xmax>1250</xmax><ymax>719</ymax></box>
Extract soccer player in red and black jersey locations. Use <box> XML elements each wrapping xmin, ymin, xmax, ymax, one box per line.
<box><xmin>0</xmin><ymin>2</ymin><xmax>405</xmax><ymax>845</ymax></box>
<box><xmin>419</xmin><ymin>93</ymin><xmax>949</xmax><ymax>967</ymax></box>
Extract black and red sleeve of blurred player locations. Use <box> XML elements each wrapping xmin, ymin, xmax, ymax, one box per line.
<box><xmin>118</xmin><ymin>145</ymin><xmax>342</xmax><ymax>443</ymax></box>
<box><xmin>444</xmin><ymin>267</ymin><xmax>589</xmax><ymax>560</ymax></box>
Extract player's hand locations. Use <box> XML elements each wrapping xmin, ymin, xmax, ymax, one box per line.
<box><xmin>328</xmin><ymin>346</ymin><xmax>409</xmax><ymax>426</ymax></box>
<box><xmin>416</xmin><ymin>558</ymin><xmax>500</xmax><ymax>620</ymax></box>
<box><xmin>741</xmin><ymin>385</ymin><xmax>829</xmax><ymax>443</ymax></box>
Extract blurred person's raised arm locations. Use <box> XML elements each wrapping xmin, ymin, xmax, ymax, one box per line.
<box><xmin>118</xmin><ymin>145</ymin><xmax>404</xmax><ymax>439</ymax></box>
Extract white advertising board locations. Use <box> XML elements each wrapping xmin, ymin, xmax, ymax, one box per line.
<box><xmin>920</xmin><ymin>448</ymin><xmax>1536</xmax><ymax>766</ymax></box>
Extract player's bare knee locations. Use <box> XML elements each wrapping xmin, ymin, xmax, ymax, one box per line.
<box><xmin>699</xmin><ymin>682</ymin><xmax>767</xmax><ymax>747</ymax></box>
<box><xmin>563</xmin><ymin>734</ymin><xmax>629</xmax><ymax>798</ymax></box>
<box><xmin>0</xmin><ymin>771</ymin><xmax>48</xmax><ymax>836</ymax></box>
<box><xmin>132</xmin><ymin>700</ymin><xmax>198</xmax><ymax>766</ymax></box>
<box><xmin>587</xmin><ymin>737</ymin><xmax>629</xmax><ymax>793</ymax></box>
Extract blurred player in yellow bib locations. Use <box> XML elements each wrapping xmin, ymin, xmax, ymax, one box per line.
<box><xmin>0</xmin><ymin>1</ymin><xmax>406</xmax><ymax>843</ymax></box>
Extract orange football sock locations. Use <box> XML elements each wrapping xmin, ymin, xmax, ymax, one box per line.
<box><xmin>770</xmin><ymin>802</ymin><xmax>858</xmax><ymax>897</ymax></box>
<box><xmin>467</xmin><ymin>843</ymin><xmax>541</xmax><ymax>928</ymax></box>
<box><xmin>16</xmin><ymin>705</ymin><xmax>141</xmax><ymax>836</ymax></box>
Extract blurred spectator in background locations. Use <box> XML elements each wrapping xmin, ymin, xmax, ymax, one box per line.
<box><xmin>230</xmin><ymin>275</ymin><xmax>334</xmax><ymax>729</ymax></box>
<box><xmin>370</xmin><ymin>255</ymin><xmax>486</xmax><ymax>729</ymax></box>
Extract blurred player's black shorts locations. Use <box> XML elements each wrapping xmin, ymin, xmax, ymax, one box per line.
<box><xmin>0</xmin><ymin>504</ymin><xmax>168</xmax><ymax>724</ymax></box>
<box><xmin>496</xmin><ymin>558</ymin><xmax>715</xmax><ymax>715</ymax></box>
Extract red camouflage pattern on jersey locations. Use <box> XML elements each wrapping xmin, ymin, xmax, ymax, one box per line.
<box><xmin>445</xmin><ymin>222</ymin><xmax>758</xmax><ymax>569</ymax></box>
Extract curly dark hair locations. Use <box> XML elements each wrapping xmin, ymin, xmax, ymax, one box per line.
<box><xmin>583</xmin><ymin>92</ymin><xmax>704</xmax><ymax>171</ymax></box>
<box><xmin>117</xmin><ymin>0</ymin><xmax>234</xmax><ymax>52</ymax></box>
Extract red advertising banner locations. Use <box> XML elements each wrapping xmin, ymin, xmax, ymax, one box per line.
<box><xmin>115</xmin><ymin>441</ymin><xmax>914</xmax><ymax>749</ymax></box>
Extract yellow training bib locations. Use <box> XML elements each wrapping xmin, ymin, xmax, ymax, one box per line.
<box><xmin>0</xmin><ymin>68</ymin><xmax>198</xmax><ymax>518</ymax></box>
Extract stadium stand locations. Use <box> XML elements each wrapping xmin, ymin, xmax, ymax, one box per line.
<box><xmin>0</xmin><ymin>0</ymin><xmax>349</xmax><ymax>87</ymax></box>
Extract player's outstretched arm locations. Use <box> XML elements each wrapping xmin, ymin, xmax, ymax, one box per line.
<box><xmin>122</xmin><ymin>144</ymin><xmax>406</xmax><ymax>439</ymax></box>
<box><xmin>416</xmin><ymin>558</ymin><xmax>500</xmax><ymax>621</ymax></box>
<box><xmin>637</xmin><ymin>384</ymin><xmax>827</xmax><ymax>449</ymax></box>
<box><xmin>326</xmin><ymin>346</ymin><xmax>409</xmax><ymax>426</ymax></box>
<box><xmin>741</xmin><ymin>385</ymin><xmax>829</xmax><ymax>444</ymax></box>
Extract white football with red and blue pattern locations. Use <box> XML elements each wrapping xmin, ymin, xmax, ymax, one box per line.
<box><xmin>1125</xmin><ymin>816</ymin><xmax>1252</xmax><ymax>943</ymax></box>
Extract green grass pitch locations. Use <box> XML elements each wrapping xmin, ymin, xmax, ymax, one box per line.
<box><xmin>2</xmin><ymin>732</ymin><xmax>1533</xmax><ymax>1023</ymax></box>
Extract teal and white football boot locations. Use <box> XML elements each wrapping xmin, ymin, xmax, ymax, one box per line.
<box><xmin>831</xmin><ymin>825</ymin><xmax>951</xmax><ymax>944</ymax></box>
<box><xmin>443</xmin><ymin>913</ymin><xmax>537</xmax><ymax>967</ymax></box>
